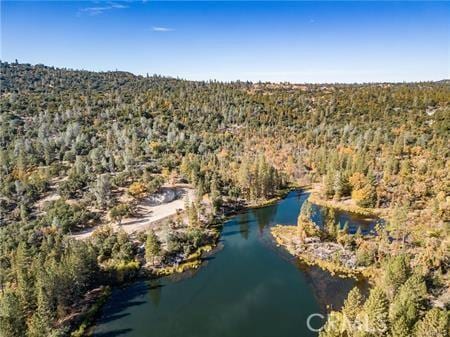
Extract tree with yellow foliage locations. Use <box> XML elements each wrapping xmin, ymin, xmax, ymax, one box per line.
<box><xmin>127</xmin><ymin>181</ymin><xmax>147</xmax><ymax>199</ymax></box>
<box><xmin>349</xmin><ymin>172</ymin><xmax>376</xmax><ymax>208</ymax></box>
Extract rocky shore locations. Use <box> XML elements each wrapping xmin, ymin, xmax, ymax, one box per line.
<box><xmin>271</xmin><ymin>225</ymin><xmax>369</xmax><ymax>279</ymax></box>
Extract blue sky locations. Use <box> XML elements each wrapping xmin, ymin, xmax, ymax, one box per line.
<box><xmin>1</xmin><ymin>1</ymin><xmax>449</xmax><ymax>83</ymax></box>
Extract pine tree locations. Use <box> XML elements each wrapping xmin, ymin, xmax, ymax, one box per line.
<box><xmin>389</xmin><ymin>203</ymin><xmax>409</xmax><ymax>249</ymax></box>
<box><xmin>27</xmin><ymin>311</ymin><xmax>51</xmax><ymax>337</ymax></box>
<box><xmin>391</xmin><ymin>315</ymin><xmax>410</xmax><ymax>337</ymax></box>
<box><xmin>413</xmin><ymin>308</ymin><xmax>448</xmax><ymax>337</ymax></box>
<box><xmin>210</xmin><ymin>178</ymin><xmax>221</xmax><ymax>214</ymax></box>
<box><xmin>145</xmin><ymin>230</ymin><xmax>161</xmax><ymax>264</ymax></box>
<box><xmin>92</xmin><ymin>174</ymin><xmax>111</xmax><ymax>209</ymax></box>
<box><xmin>34</xmin><ymin>269</ymin><xmax>54</xmax><ymax>320</ymax></box>
<box><xmin>333</xmin><ymin>171</ymin><xmax>349</xmax><ymax>199</ymax></box>
<box><xmin>363</xmin><ymin>287</ymin><xmax>389</xmax><ymax>336</ymax></box>
<box><xmin>299</xmin><ymin>200</ymin><xmax>313</xmax><ymax>222</ymax></box>
<box><xmin>195</xmin><ymin>179</ymin><xmax>204</xmax><ymax>204</ymax></box>
<box><xmin>26</xmin><ymin>268</ymin><xmax>53</xmax><ymax>337</ymax></box>
<box><xmin>324</xmin><ymin>170</ymin><xmax>335</xmax><ymax>199</ymax></box>
<box><xmin>187</xmin><ymin>201</ymin><xmax>200</xmax><ymax>227</ymax></box>
<box><xmin>297</xmin><ymin>201</ymin><xmax>320</xmax><ymax>241</ymax></box>
<box><xmin>325</xmin><ymin>208</ymin><xmax>337</xmax><ymax>240</ymax></box>
<box><xmin>238</xmin><ymin>159</ymin><xmax>251</xmax><ymax>200</ymax></box>
<box><xmin>382</xmin><ymin>255</ymin><xmax>411</xmax><ymax>299</ymax></box>
<box><xmin>0</xmin><ymin>290</ymin><xmax>27</xmax><ymax>337</ymax></box>
<box><xmin>14</xmin><ymin>242</ymin><xmax>35</xmax><ymax>314</ymax></box>
<box><xmin>389</xmin><ymin>274</ymin><xmax>427</xmax><ymax>334</ymax></box>
<box><xmin>337</xmin><ymin>221</ymin><xmax>350</xmax><ymax>245</ymax></box>
<box><xmin>319</xmin><ymin>311</ymin><xmax>345</xmax><ymax>337</ymax></box>
<box><xmin>342</xmin><ymin>287</ymin><xmax>363</xmax><ymax>321</ymax></box>
<box><xmin>354</xmin><ymin>226</ymin><xmax>363</xmax><ymax>242</ymax></box>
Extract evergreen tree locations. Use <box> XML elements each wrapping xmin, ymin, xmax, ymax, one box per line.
<box><xmin>319</xmin><ymin>311</ymin><xmax>345</xmax><ymax>337</ymax></box>
<box><xmin>325</xmin><ymin>208</ymin><xmax>337</xmax><ymax>240</ymax></box>
<box><xmin>363</xmin><ymin>287</ymin><xmax>389</xmax><ymax>336</ymax></box>
<box><xmin>145</xmin><ymin>230</ymin><xmax>161</xmax><ymax>264</ymax></box>
<box><xmin>187</xmin><ymin>202</ymin><xmax>200</xmax><ymax>227</ymax></box>
<box><xmin>323</xmin><ymin>170</ymin><xmax>335</xmax><ymax>199</ymax></box>
<box><xmin>0</xmin><ymin>290</ymin><xmax>27</xmax><ymax>337</ymax></box>
<box><xmin>27</xmin><ymin>273</ymin><xmax>53</xmax><ymax>337</ymax></box>
<box><xmin>389</xmin><ymin>274</ymin><xmax>427</xmax><ymax>334</ymax></box>
<box><xmin>391</xmin><ymin>315</ymin><xmax>410</xmax><ymax>337</ymax></box>
<box><xmin>14</xmin><ymin>242</ymin><xmax>35</xmax><ymax>314</ymax></box>
<box><xmin>92</xmin><ymin>174</ymin><xmax>112</xmax><ymax>209</ymax></box>
<box><xmin>413</xmin><ymin>308</ymin><xmax>449</xmax><ymax>337</ymax></box>
<box><xmin>389</xmin><ymin>203</ymin><xmax>409</xmax><ymax>248</ymax></box>
<box><xmin>342</xmin><ymin>287</ymin><xmax>364</xmax><ymax>321</ymax></box>
<box><xmin>27</xmin><ymin>311</ymin><xmax>51</xmax><ymax>337</ymax></box>
<box><xmin>382</xmin><ymin>255</ymin><xmax>411</xmax><ymax>299</ymax></box>
<box><xmin>209</xmin><ymin>178</ymin><xmax>221</xmax><ymax>214</ymax></box>
<box><xmin>354</xmin><ymin>226</ymin><xmax>363</xmax><ymax>242</ymax></box>
<box><xmin>333</xmin><ymin>171</ymin><xmax>349</xmax><ymax>199</ymax></box>
<box><xmin>297</xmin><ymin>201</ymin><xmax>320</xmax><ymax>241</ymax></box>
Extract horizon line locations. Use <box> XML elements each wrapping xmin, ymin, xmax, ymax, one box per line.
<box><xmin>2</xmin><ymin>59</ymin><xmax>448</xmax><ymax>86</ymax></box>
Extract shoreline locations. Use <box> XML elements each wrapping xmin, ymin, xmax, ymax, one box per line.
<box><xmin>149</xmin><ymin>186</ymin><xmax>298</xmax><ymax>276</ymax></box>
<box><xmin>70</xmin><ymin>187</ymin><xmax>296</xmax><ymax>336</ymax></box>
<box><xmin>75</xmin><ymin>186</ymin><xmax>383</xmax><ymax>335</ymax></box>
<box><xmin>308</xmin><ymin>194</ymin><xmax>377</xmax><ymax>218</ymax></box>
<box><xmin>70</xmin><ymin>287</ymin><xmax>112</xmax><ymax>337</ymax></box>
<box><xmin>306</xmin><ymin>183</ymin><xmax>385</xmax><ymax>219</ymax></box>
<box><xmin>70</xmin><ymin>186</ymin><xmax>384</xmax><ymax>335</ymax></box>
<box><xmin>271</xmin><ymin>225</ymin><xmax>375</xmax><ymax>282</ymax></box>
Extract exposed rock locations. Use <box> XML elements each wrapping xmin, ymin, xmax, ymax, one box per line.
<box><xmin>147</xmin><ymin>187</ymin><xmax>177</xmax><ymax>205</ymax></box>
<box><xmin>272</xmin><ymin>225</ymin><xmax>360</xmax><ymax>273</ymax></box>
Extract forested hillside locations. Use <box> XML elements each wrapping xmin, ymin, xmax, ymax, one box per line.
<box><xmin>0</xmin><ymin>62</ymin><xmax>448</xmax><ymax>337</ymax></box>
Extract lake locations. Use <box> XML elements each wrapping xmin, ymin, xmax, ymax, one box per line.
<box><xmin>93</xmin><ymin>190</ymin><xmax>373</xmax><ymax>337</ymax></box>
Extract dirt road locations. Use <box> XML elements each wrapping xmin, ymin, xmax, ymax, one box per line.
<box><xmin>71</xmin><ymin>186</ymin><xmax>195</xmax><ymax>239</ymax></box>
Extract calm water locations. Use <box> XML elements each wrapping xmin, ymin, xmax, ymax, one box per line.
<box><xmin>94</xmin><ymin>191</ymin><xmax>373</xmax><ymax>337</ymax></box>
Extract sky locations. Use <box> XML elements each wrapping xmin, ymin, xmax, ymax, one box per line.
<box><xmin>1</xmin><ymin>1</ymin><xmax>449</xmax><ymax>83</ymax></box>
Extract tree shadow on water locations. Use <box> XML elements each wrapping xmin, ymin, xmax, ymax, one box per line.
<box><xmin>95</xmin><ymin>282</ymin><xmax>149</xmax><ymax>327</ymax></box>
<box><xmin>226</xmin><ymin>218</ymin><xmax>255</xmax><ymax>227</ymax></box>
<box><xmin>202</xmin><ymin>255</ymin><xmax>216</xmax><ymax>261</ymax></box>
<box><xmin>222</xmin><ymin>229</ymin><xmax>247</xmax><ymax>237</ymax></box>
<box><xmin>103</xmin><ymin>299</ymin><xmax>146</xmax><ymax>314</ymax></box>
<box><xmin>94</xmin><ymin>328</ymin><xmax>133</xmax><ymax>337</ymax></box>
<box><xmin>98</xmin><ymin>312</ymin><xmax>131</xmax><ymax>324</ymax></box>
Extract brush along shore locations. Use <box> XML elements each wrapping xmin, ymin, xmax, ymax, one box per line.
<box><xmin>271</xmin><ymin>225</ymin><xmax>376</xmax><ymax>280</ymax></box>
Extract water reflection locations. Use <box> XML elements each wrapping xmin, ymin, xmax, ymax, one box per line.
<box><xmin>94</xmin><ymin>190</ymin><xmax>377</xmax><ymax>337</ymax></box>
<box><xmin>294</xmin><ymin>261</ymin><xmax>368</xmax><ymax>312</ymax></box>
<box><xmin>239</xmin><ymin>212</ymin><xmax>250</xmax><ymax>240</ymax></box>
<box><xmin>309</xmin><ymin>198</ymin><xmax>381</xmax><ymax>235</ymax></box>
<box><xmin>148</xmin><ymin>279</ymin><xmax>163</xmax><ymax>307</ymax></box>
<box><xmin>252</xmin><ymin>204</ymin><xmax>277</xmax><ymax>235</ymax></box>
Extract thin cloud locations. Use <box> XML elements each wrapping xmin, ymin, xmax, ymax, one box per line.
<box><xmin>79</xmin><ymin>2</ymin><xmax>128</xmax><ymax>16</ymax></box>
<box><xmin>152</xmin><ymin>26</ymin><xmax>174</xmax><ymax>32</ymax></box>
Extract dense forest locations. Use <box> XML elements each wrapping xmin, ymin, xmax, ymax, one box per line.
<box><xmin>0</xmin><ymin>62</ymin><xmax>448</xmax><ymax>337</ymax></box>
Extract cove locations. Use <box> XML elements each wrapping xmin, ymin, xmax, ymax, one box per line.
<box><xmin>93</xmin><ymin>190</ymin><xmax>373</xmax><ymax>337</ymax></box>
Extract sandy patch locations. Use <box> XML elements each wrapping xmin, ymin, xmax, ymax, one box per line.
<box><xmin>71</xmin><ymin>186</ymin><xmax>195</xmax><ymax>240</ymax></box>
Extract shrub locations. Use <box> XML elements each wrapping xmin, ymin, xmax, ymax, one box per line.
<box><xmin>356</xmin><ymin>242</ymin><xmax>376</xmax><ymax>266</ymax></box>
<box><xmin>127</xmin><ymin>182</ymin><xmax>147</xmax><ymax>198</ymax></box>
<box><xmin>43</xmin><ymin>199</ymin><xmax>95</xmax><ymax>233</ymax></box>
<box><xmin>109</xmin><ymin>204</ymin><xmax>132</xmax><ymax>225</ymax></box>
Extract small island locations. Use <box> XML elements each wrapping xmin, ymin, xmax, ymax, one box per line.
<box><xmin>271</xmin><ymin>198</ymin><xmax>378</xmax><ymax>280</ymax></box>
